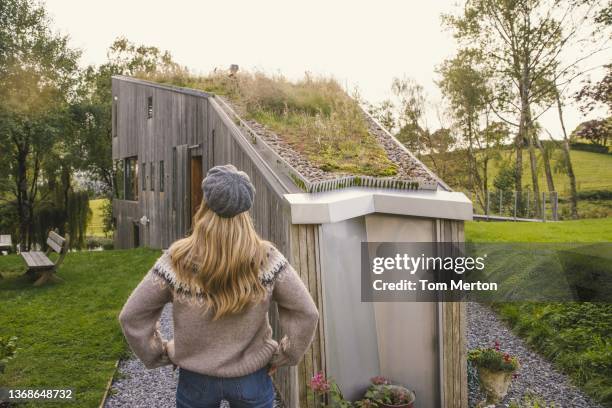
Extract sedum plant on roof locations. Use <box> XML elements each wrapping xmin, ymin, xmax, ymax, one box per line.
<box><xmin>146</xmin><ymin>70</ymin><xmax>398</xmax><ymax>177</ymax></box>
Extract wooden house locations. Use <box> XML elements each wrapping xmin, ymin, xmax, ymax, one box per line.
<box><xmin>112</xmin><ymin>75</ymin><xmax>472</xmax><ymax>408</ymax></box>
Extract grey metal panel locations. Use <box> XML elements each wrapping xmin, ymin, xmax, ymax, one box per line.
<box><xmin>365</xmin><ymin>214</ymin><xmax>440</xmax><ymax>408</ymax></box>
<box><xmin>319</xmin><ymin>217</ymin><xmax>380</xmax><ymax>401</ymax></box>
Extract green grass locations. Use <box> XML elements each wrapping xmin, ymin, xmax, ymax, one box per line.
<box><xmin>146</xmin><ymin>71</ymin><xmax>398</xmax><ymax>177</ymax></box>
<box><xmin>87</xmin><ymin>198</ymin><xmax>109</xmax><ymax>237</ymax></box>
<box><xmin>0</xmin><ymin>248</ymin><xmax>160</xmax><ymax>407</ymax></box>
<box><xmin>466</xmin><ymin>219</ymin><xmax>612</xmax><ymax>406</ymax></box>
<box><xmin>465</xmin><ymin>217</ymin><xmax>612</xmax><ymax>242</ymax></box>
<box><xmin>481</xmin><ymin>149</ymin><xmax>612</xmax><ymax>194</ymax></box>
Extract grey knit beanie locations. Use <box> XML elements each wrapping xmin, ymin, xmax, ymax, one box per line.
<box><xmin>201</xmin><ymin>164</ymin><xmax>255</xmax><ymax>218</ymax></box>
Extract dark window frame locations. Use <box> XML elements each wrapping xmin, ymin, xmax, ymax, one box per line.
<box><xmin>141</xmin><ymin>162</ymin><xmax>147</xmax><ymax>191</ymax></box>
<box><xmin>124</xmin><ymin>157</ymin><xmax>138</xmax><ymax>201</ymax></box>
<box><xmin>147</xmin><ymin>96</ymin><xmax>153</xmax><ymax>119</ymax></box>
<box><xmin>150</xmin><ymin>161</ymin><xmax>155</xmax><ymax>191</ymax></box>
<box><xmin>159</xmin><ymin>160</ymin><xmax>165</xmax><ymax>192</ymax></box>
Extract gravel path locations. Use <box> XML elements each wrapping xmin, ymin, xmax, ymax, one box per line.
<box><xmin>467</xmin><ymin>302</ymin><xmax>603</xmax><ymax>408</ymax></box>
<box><xmin>104</xmin><ymin>304</ymin><xmax>177</xmax><ymax>408</ymax></box>
<box><xmin>104</xmin><ymin>304</ymin><xmax>283</xmax><ymax>408</ymax></box>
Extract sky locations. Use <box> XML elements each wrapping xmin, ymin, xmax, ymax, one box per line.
<box><xmin>45</xmin><ymin>0</ymin><xmax>609</xmax><ymax>138</ymax></box>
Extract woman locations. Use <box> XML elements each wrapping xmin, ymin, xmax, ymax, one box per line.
<box><xmin>119</xmin><ymin>164</ymin><xmax>319</xmax><ymax>408</ymax></box>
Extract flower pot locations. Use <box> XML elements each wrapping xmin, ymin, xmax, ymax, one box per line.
<box><xmin>375</xmin><ymin>385</ymin><xmax>416</xmax><ymax>408</ymax></box>
<box><xmin>477</xmin><ymin>367</ymin><xmax>513</xmax><ymax>403</ymax></box>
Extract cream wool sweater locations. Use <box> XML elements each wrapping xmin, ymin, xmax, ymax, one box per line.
<box><xmin>118</xmin><ymin>245</ymin><xmax>319</xmax><ymax>378</ymax></box>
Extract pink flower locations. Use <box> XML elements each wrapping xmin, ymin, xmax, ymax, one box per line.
<box><xmin>370</xmin><ymin>376</ymin><xmax>389</xmax><ymax>385</ymax></box>
<box><xmin>309</xmin><ymin>372</ymin><xmax>331</xmax><ymax>393</ymax></box>
<box><xmin>494</xmin><ymin>340</ymin><xmax>501</xmax><ymax>351</ymax></box>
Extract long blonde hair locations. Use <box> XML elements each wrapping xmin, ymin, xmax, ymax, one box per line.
<box><xmin>168</xmin><ymin>201</ymin><xmax>268</xmax><ymax>319</ymax></box>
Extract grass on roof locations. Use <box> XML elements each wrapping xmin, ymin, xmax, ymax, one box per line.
<box><xmin>146</xmin><ymin>71</ymin><xmax>398</xmax><ymax>177</ymax></box>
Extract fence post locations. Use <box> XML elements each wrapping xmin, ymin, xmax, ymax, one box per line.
<box><xmin>486</xmin><ymin>190</ymin><xmax>490</xmax><ymax>220</ymax></box>
<box><xmin>542</xmin><ymin>192</ymin><xmax>546</xmax><ymax>222</ymax></box>
<box><xmin>499</xmin><ymin>190</ymin><xmax>503</xmax><ymax>216</ymax></box>
<box><xmin>526</xmin><ymin>190</ymin><xmax>530</xmax><ymax>218</ymax></box>
<box><xmin>552</xmin><ymin>191</ymin><xmax>559</xmax><ymax>221</ymax></box>
<box><xmin>513</xmin><ymin>191</ymin><xmax>517</xmax><ymax>220</ymax></box>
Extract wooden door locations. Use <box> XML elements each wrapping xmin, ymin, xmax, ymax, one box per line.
<box><xmin>190</xmin><ymin>155</ymin><xmax>203</xmax><ymax>221</ymax></box>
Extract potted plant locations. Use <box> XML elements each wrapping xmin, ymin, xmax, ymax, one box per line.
<box><xmin>364</xmin><ymin>377</ymin><xmax>416</xmax><ymax>408</ymax></box>
<box><xmin>469</xmin><ymin>341</ymin><xmax>519</xmax><ymax>403</ymax></box>
<box><xmin>0</xmin><ymin>336</ymin><xmax>17</xmax><ymax>374</ymax></box>
<box><xmin>308</xmin><ymin>373</ymin><xmax>416</xmax><ymax>408</ymax></box>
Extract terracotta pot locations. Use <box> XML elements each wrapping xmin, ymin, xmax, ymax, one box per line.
<box><xmin>477</xmin><ymin>367</ymin><xmax>513</xmax><ymax>403</ymax></box>
<box><xmin>375</xmin><ymin>385</ymin><xmax>416</xmax><ymax>408</ymax></box>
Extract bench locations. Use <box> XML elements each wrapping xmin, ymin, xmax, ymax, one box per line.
<box><xmin>21</xmin><ymin>231</ymin><xmax>68</xmax><ymax>286</ymax></box>
<box><xmin>0</xmin><ymin>234</ymin><xmax>12</xmax><ymax>254</ymax></box>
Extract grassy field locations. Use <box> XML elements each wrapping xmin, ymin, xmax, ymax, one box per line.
<box><xmin>87</xmin><ymin>198</ymin><xmax>109</xmax><ymax>237</ymax></box>
<box><xmin>482</xmin><ymin>149</ymin><xmax>612</xmax><ymax>194</ymax></box>
<box><xmin>466</xmin><ymin>219</ymin><xmax>612</xmax><ymax>406</ymax></box>
<box><xmin>0</xmin><ymin>248</ymin><xmax>160</xmax><ymax>407</ymax></box>
<box><xmin>466</xmin><ymin>217</ymin><xmax>612</xmax><ymax>242</ymax></box>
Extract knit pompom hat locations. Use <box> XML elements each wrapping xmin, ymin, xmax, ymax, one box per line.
<box><xmin>201</xmin><ymin>164</ymin><xmax>255</xmax><ymax>218</ymax></box>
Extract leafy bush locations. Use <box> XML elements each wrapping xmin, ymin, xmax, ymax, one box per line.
<box><xmin>85</xmin><ymin>236</ymin><xmax>114</xmax><ymax>250</ymax></box>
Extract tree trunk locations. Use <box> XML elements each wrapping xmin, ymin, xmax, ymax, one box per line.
<box><xmin>535</xmin><ymin>135</ymin><xmax>555</xmax><ymax>193</ymax></box>
<box><xmin>15</xmin><ymin>148</ymin><xmax>31</xmax><ymax>251</ymax></box>
<box><xmin>556</xmin><ymin>93</ymin><xmax>578</xmax><ymax>219</ymax></box>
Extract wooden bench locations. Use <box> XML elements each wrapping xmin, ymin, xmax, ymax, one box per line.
<box><xmin>0</xmin><ymin>234</ymin><xmax>12</xmax><ymax>254</ymax></box>
<box><xmin>21</xmin><ymin>231</ymin><xmax>68</xmax><ymax>286</ymax></box>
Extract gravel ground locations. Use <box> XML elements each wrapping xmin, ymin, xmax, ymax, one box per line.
<box><xmin>218</xmin><ymin>97</ymin><xmax>436</xmax><ymax>184</ymax></box>
<box><xmin>104</xmin><ymin>304</ymin><xmax>283</xmax><ymax>408</ymax></box>
<box><xmin>467</xmin><ymin>302</ymin><xmax>603</xmax><ymax>408</ymax></box>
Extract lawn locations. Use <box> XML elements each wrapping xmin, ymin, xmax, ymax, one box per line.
<box><xmin>466</xmin><ymin>219</ymin><xmax>612</xmax><ymax>406</ymax></box>
<box><xmin>465</xmin><ymin>217</ymin><xmax>612</xmax><ymax>242</ymax></box>
<box><xmin>0</xmin><ymin>248</ymin><xmax>160</xmax><ymax>407</ymax></box>
<box><xmin>87</xmin><ymin>198</ymin><xmax>109</xmax><ymax>237</ymax></box>
<box><xmin>483</xmin><ymin>149</ymin><xmax>612</xmax><ymax>194</ymax></box>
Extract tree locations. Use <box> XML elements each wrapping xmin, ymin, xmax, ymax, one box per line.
<box><xmin>444</xmin><ymin>0</ymin><xmax>609</xmax><ymax>216</ymax></box>
<box><xmin>72</xmin><ymin>37</ymin><xmax>184</xmax><ymax>199</ymax></box>
<box><xmin>438</xmin><ymin>48</ymin><xmax>505</xmax><ymax>209</ymax></box>
<box><xmin>572</xmin><ymin>118</ymin><xmax>612</xmax><ymax>145</ymax></box>
<box><xmin>0</xmin><ymin>0</ymin><xmax>80</xmax><ymax>249</ymax></box>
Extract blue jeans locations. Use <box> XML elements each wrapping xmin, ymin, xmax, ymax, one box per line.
<box><xmin>176</xmin><ymin>366</ymin><xmax>275</xmax><ymax>408</ymax></box>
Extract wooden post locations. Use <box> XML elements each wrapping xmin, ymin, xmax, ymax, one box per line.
<box><xmin>542</xmin><ymin>192</ymin><xmax>546</xmax><ymax>222</ymax></box>
<box><xmin>526</xmin><ymin>190</ymin><xmax>530</xmax><ymax>218</ymax></box>
<box><xmin>513</xmin><ymin>191</ymin><xmax>517</xmax><ymax>220</ymax></box>
<box><xmin>499</xmin><ymin>190</ymin><xmax>503</xmax><ymax>216</ymax></box>
<box><xmin>552</xmin><ymin>191</ymin><xmax>559</xmax><ymax>221</ymax></box>
<box><xmin>486</xmin><ymin>190</ymin><xmax>490</xmax><ymax>220</ymax></box>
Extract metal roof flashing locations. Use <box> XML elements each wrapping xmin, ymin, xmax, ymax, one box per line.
<box><xmin>284</xmin><ymin>187</ymin><xmax>473</xmax><ymax>224</ymax></box>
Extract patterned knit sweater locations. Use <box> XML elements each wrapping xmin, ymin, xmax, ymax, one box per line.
<box><xmin>118</xmin><ymin>244</ymin><xmax>319</xmax><ymax>378</ymax></box>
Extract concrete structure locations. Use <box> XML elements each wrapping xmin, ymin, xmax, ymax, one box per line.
<box><xmin>112</xmin><ymin>76</ymin><xmax>472</xmax><ymax>408</ymax></box>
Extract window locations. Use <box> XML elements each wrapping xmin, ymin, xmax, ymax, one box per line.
<box><xmin>141</xmin><ymin>162</ymin><xmax>147</xmax><ymax>191</ymax></box>
<box><xmin>114</xmin><ymin>160</ymin><xmax>125</xmax><ymax>199</ymax></box>
<box><xmin>150</xmin><ymin>161</ymin><xmax>155</xmax><ymax>191</ymax></box>
<box><xmin>112</xmin><ymin>96</ymin><xmax>118</xmax><ymax>137</ymax></box>
<box><xmin>147</xmin><ymin>96</ymin><xmax>153</xmax><ymax>119</ymax></box>
<box><xmin>124</xmin><ymin>157</ymin><xmax>138</xmax><ymax>201</ymax></box>
<box><xmin>159</xmin><ymin>160</ymin><xmax>165</xmax><ymax>192</ymax></box>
